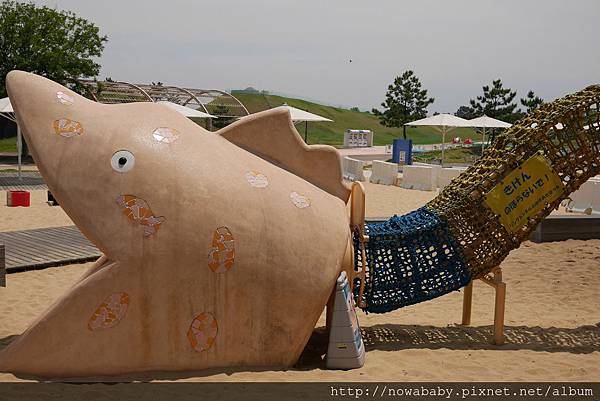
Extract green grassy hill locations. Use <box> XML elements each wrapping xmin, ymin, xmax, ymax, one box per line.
<box><xmin>0</xmin><ymin>93</ymin><xmax>479</xmax><ymax>153</ymax></box>
<box><xmin>0</xmin><ymin>137</ymin><xmax>17</xmax><ymax>153</ymax></box>
<box><xmin>232</xmin><ymin>91</ymin><xmax>478</xmax><ymax>147</ymax></box>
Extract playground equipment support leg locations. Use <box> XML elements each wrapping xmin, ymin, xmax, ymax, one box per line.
<box><xmin>461</xmin><ymin>266</ymin><xmax>506</xmax><ymax>345</ymax></box>
<box><xmin>494</xmin><ymin>280</ymin><xmax>506</xmax><ymax>346</ymax></box>
<box><xmin>461</xmin><ymin>281</ymin><xmax>473</xmax><ymax>325</ymax></box>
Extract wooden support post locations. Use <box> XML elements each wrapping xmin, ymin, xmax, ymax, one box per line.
<box><xmin>491</xmin><ymin>267</ymin><xmax>505</xmax><ymax>345</ymax></box>
<box><xmin>349</xmin><ymin>182</ymin><xmax>366</xmax><ymax>233</ymax></box>
<box><xmin>460</xmin><ymin>267</ymin><xmax>506</xmax><ymax>345</ymax></box>
<box><xmin>348</xmin><ymin>182</ymin><xmax>368</xmax><ymax>309</ymax></box>
<box><xmin>493</xmin><ymin>280</ymin><xmax>506</xmax><ymax>345</ymax></box>
<box><xmin>461</xmin><ymin>280</ymin><xmax>473</xmax><ymax>325</ymax></box>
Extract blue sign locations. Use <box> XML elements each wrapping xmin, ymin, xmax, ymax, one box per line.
<box><xmin>392</xmin><ymin>139</ymin><xmax>413</xmax><ymax>165</ymax></box>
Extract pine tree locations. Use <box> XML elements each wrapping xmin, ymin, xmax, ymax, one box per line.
<box><xmin>455</xmin><ymin>105</ymin><xmax>476</xmax><ymax>119</ymax></box>
<box><xmin>372</xmin><ymin>70</ymin><xmax>434</xmax><ymax>139</ymax></box>
<box><xmin>520</xmin><ymin>90</ymin><xmax>544</xmax><ymax>114</ymax></box>
<box><xmin>469</xmin><ymin>79</ymin><xmax>519</xmax><ymax>122</ymax></box>
<box><xmin>212</xmin><ymin>105</ymin><xmax>234</xmax><ymax>129</ymax></box>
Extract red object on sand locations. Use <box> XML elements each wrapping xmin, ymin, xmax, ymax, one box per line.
<box><xmin>6</xmin><ymin>190</ymin><xmax>30</xmax><ymax>207</ymax></box>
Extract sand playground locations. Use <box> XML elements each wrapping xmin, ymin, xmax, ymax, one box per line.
<box><xmin>0</xmin><ymin>183</ymin><xmax>598</xmax><ymax>383</ymax></box>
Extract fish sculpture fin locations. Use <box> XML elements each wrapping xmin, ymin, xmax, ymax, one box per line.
<box><xmin>77</xmin><ymin>254</ymin><xmax>111</xmax><ymax>283</ymax></box>
<box><xmin>217</xmin><ymin>108</ymin><xmax>351</xmax><ymax>202</ymax></box>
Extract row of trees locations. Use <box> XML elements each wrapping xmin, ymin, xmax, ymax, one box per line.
<box><xmin>372</xmin><ymin>71</ymin><xmax>545</xmax><ymax>139</ymax></box>
<box><xmin>454</xmin><ymin>79</ymin><xmax>544</xmax><ymax>121</ymax></box>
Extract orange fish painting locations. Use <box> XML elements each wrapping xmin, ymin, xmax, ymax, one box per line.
<box><xmin>116</xmin><ymin>195</ymin><xmax>166</xmax><ymax>237</ymax></box>
<box><xmin>208</xmin><ymin>227</ymin><xmax>235</xmax><ymax>273</ymax></box>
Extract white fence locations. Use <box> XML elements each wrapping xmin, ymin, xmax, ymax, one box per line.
<box><xmin>361</xmin><ymin>161</ymin><xmax>471</xmax><ymax>191</ymax></box>
<box><xmin>564</xmin><ymin>177</ymin><xmax>600</xmax><ymax>214</ymax></box>
<box><xmin>400</xmin><ymin>164</ymin><xmax>441</xmax><ymax>191</ymax></box>
<box><xmin>342</xmin><ymin>157</ymin><xmax>366</xmax><ymax>182</ymax></box>
<box><xmin>369</xmin><ymin>160</ymin><xmax>398</xmax><ymax>185</ymax></box>
<box><xmin>438</xmin><ymin>167</ymin><xmax>468</xmax><ymax>190</ymax></box>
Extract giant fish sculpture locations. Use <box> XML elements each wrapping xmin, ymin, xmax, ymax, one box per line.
<box><xmin>0</xmin><ymin>71</ymin><xmax>352</xmax><ymax>377</ymax></box>
<box><xmin>1</xmin><ymin>71</ymin><xmax>599</xmax><ymax>378</ymax></box>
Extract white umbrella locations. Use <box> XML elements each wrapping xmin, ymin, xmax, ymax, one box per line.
<box><xmin>0</xmin><ymin>97</ymin><xmax>23</xmax><ymax>180</ymax></box>
<box><xmin>274</xmin><ymin>104</ymin><xmax>333</xmax><ymax>143</ymax></box>
<box><xmin>274</xmin><ymin>104</ymin><xmax>333</xmax><ymax>122</ymax></box>
<box><xmin>0</xmin><ymin>97</ymin><xmax>14</xmax><ymax>113</ymax></box>
<box><xmin>405</xmin><ymin>113</ymin><xmax>471</xmax><ymax>166</ymax></box>
<box><xmin>469</xmin><ymin>115</ymin><xmax>511</xmax><ymax>153</ymax></box>
<box><xmin>156</xmin><ymin>101</ymin><xmax>216</xmax><ymax>119</ymax></box>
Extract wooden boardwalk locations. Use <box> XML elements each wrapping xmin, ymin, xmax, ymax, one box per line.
<box><xmin>0</xmin><ymin>226</ymin><xmax>100</xmax><ymax>272</ymax></box>
<box><xmin>0</xmin><ymin>171</ymin><xmax>47</xmax><ymax>190</ymax></box>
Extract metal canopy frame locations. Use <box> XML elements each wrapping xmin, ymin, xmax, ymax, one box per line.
<box><xmin>0</xmin><ymin>109</ymin><xmax>23</xmax><ymax>180</ymax></box>
<box><xmin>77</xmin><ymin>79</ymin><xmax>249</xmax><ymax>120</ymax></box>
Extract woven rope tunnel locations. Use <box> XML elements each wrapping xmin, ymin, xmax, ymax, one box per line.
<box><xmin>355</xmin><ymin>85</ymin><xmax>600</xmax><ymax>313</ymax></box>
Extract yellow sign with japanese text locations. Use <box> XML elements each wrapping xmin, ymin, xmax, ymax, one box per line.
<box><xmin>484</xmin><ymin>155</ymin><xmax>565</xmax><ymax>233</ymax></box>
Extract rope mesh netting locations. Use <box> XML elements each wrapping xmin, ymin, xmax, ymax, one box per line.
<box><xmin>428</xmin><ymin>84</ymin><xmax>600</xmax><ymax>278</ymax></box>
<box><xmin>354</xmin><ymin>207</ymin><xmax>471</xmax><ymax>314</ymax></box>
<box><xmin>353</xmin><ymin>84</ymin><xmax>600</xmax><ymax>314</ymax></box>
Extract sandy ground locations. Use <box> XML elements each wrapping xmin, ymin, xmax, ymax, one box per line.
<box><xmin>0</xmin><ymin>164</ymin><xmax>39</xmax><ymax>171</ymax></box>
<box><xmin>0</xmin><ymin>190</ymin><xmax>73</xmax><ymax>231</ymax></box>
<box><xmin>362</xmin><ymin>181</ymin><xmax>571</xmax><ymax>218</ymax></box>
<box><xmin>0</xmin><ymin>184</ymin><xmax>598</xmax><ymax>383</ymax></box>
<box><xmin>0</xmin><ymin>184</ymin><xmax>435</xmax><ymax>232</ymax></box>
<box><xmin>0</xmin><ymin>180</ymin><xmax>571</xmax><ymax>232</ymax></box>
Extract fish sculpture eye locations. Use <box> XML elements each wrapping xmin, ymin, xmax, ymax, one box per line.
<box><xmin>111</xmin><ymin>150</ymin><xmax>135</xmax><ymax>173</ymax></box>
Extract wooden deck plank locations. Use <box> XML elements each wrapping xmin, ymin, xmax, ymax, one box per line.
<box><xmin>2</xmin><ymin>233</ymin><xmax>75</xmax><ymax>261</ymax></box>
<box><xmin>0</xmin><ymin>172</ymin><xmax>47</xmax><ymax>191</ymax></box>
<box><xmin>11</xmin><ymin>227</ymin><xmax>97</xmax><ymax>254</ymax></box>
<box><xmin>4</xmin><ymin>244</ymin><xmax>76</xmax><ymax>266</ymax></box>
<box><xmin>12</xmin><ymin>230</ymin><xmax>94</xmax><ymax>255</ymax></box>
<box><xmin>0</xmin><ymin>226</ymin><xmax>101</xmax><ymax>272</ymax></box>
<box><xmin>9</xmin><ymin>239</ymin><xmax>98</xmax><ymax>261</ymax></box>
<box><xmin>0</xmin><ymin>244</ymin><xmax>5</xmax><ymax>287</ymax></box>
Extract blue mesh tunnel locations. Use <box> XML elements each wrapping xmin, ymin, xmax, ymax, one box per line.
<box><xmin>353</xmin><ymin>207</ymin><xmax>471</xmax><ymax>314</ymax></box>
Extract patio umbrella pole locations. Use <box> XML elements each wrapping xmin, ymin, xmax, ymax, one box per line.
<box><xmin>304</xmin><ymin>121</ymin><xmax>308</xmax><ymax>144</ymax></box>
<box><xmin>441</xmin><ymin>129</ymin><xmax>446</xmax><ymax>167</ymax></box>
<box><xmin>481</xmin><ymin>127</ymin><xmax>486</xmax><ymax>155</ymax></box>
<box><xmin>468</xmin><ymin>116</ymin><xmax>512</xmax><ymax>157</ymax></box>
<box><xmin>17</xmin><ymin>124</ymin><xmax>22</xmax><ymax>181</ymax></box>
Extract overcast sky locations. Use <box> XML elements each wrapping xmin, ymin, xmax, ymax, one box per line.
<box><xmin>37</xmin><ymin>0</ymin><xmax>600</xmax><ymax>113</ymax></box>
